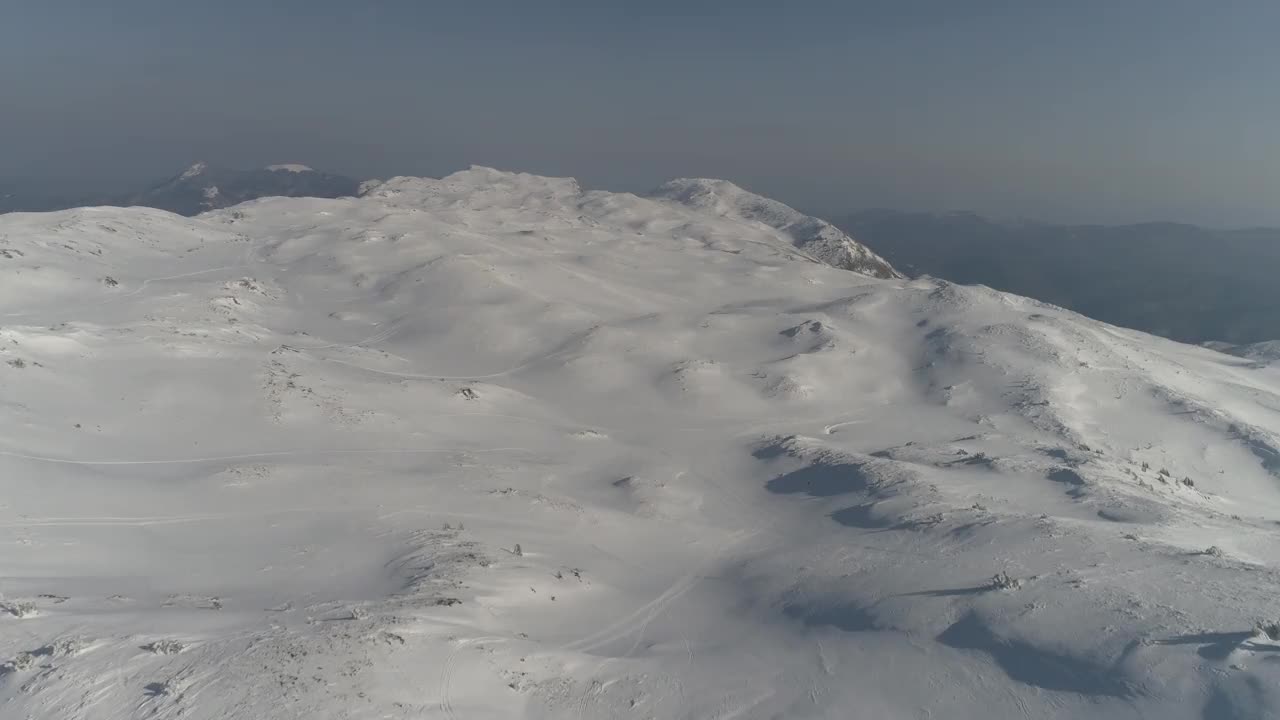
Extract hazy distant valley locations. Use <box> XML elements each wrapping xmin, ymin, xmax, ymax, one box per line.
<box><xmin>836</xmin><ymin>209</ymin><xmax>1280</xmax><ymax>348</ymax></box>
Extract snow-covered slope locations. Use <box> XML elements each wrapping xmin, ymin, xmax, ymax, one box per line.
<box><xmin>651</xmin><ymin>177</ymin><xmax>901</xmax><ymax>278</ymax></box>
<box><xmin>3</xmin><ymin>168</ymin><xmax>1280</xmax><ymax>719</ymax></box>
<box><xmin>1209</xmin><ymin>340</ymin><xmax>1280</xmax><ymax>366</ymax></box>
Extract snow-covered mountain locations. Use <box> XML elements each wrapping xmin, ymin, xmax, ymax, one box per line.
<box><xmin>1206</xmin><ymin>340</ymin><xmax>1280</xmax><ymax>366</ymax></box>
<box><xmin>0</xmin><ymin>165</ymin><xmax>362</xmax><ymax>218</ymax></box>
<box><xmin>837</xmin><ymin>209</ymin><xmax>1280</xmax><ymax>345</ymax></box>
<box><xmin>126</xmin><ymin>162</ymin><xmax>361</xmax><ymax>215</ymax></box>
<box><xmin>652</xmin><ymin>178</ymin><xmax>901</xmax><ymax>278</ymax></box>
<box><xmin>2</xmin><ymin>167</ymin><xmax>1280</xmax><ymax>719</ymax></box>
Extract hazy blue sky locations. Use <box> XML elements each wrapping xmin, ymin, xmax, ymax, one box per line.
<box><xmin>3</xmin><ymin>0</ymin><xmax>1279</xmax><ymax>225</ymax></box>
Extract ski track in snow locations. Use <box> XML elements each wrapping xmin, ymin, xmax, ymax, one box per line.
<box><xmin>3</xmin><ymin>168</ymin><xmax>1280</xmax><ymax>719</ymax></box>
<box><xmin>2</xmin><ymin>263</ymin><xmax>251</xmax><ymax>320</ymax></box>
<box><xmin>562</xmin><ymin>531</ymin><xmax>755</xmax><ymax>656</ymax></box>
<box><xmin>0</xmin><ymin>446</ymin><xmax>535</xmax><ymax>466</ymax></box>
<box><xmin>438</xmin><ymin>636</ymin><xmax>511</xmax><ymax>720</ymax></box>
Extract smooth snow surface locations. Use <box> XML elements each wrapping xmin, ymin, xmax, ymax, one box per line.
<box><xmin>265</xmin><ymin>164</ymin><xmax>316</xmax><ymax>174</ymax></box>
<box><xmin>3</xmin><ymin>168</ymin><xmax>1280</xmax><ymax>719</ymax></box>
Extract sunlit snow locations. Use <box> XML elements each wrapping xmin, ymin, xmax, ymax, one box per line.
<box><xmin>1</xmin><ymin>168</ymin><xmax>1279</xmax><ymax>719</ymax></box>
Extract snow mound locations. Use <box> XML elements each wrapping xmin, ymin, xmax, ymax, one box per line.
<box><xmin>265</xmin><ymin>164</ymin><xmax>315</xmax><ymax>173</ymax></box>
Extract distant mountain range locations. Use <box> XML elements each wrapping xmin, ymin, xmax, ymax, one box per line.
<box><xmin>835</xmin><ymin>209</ymin><xmax>1280</xmax><ymax>346</ymax></box>
<box><xmin>128</xmin><ymin>163</ymin><xmax>362</xmax><ymax>216</ymax></box>
<box><xmin>0</xmin><ymin>163</ymin><xmax>361</xmax><ymax>217</ymax></box>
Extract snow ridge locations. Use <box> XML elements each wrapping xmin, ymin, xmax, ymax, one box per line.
<box><xmin>1210</xmin><ymin>339</ymin><xmax>1280</xmax><ymax>365</ymax></box>
<box><xmin>650</xmin><ymin>177</ymin><xmax>902</xmax><ymax>278</ymax></box>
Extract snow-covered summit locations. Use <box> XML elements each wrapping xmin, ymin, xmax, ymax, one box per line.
<box><xmin>651</xmin><ymin>177</ymin><xmax>902</xmax><ymax>278</ymax></box>
<box><xmin>265</xmin><ymin>164</ymin><xmax>315</xmax><ymax>173</ymax></box>
<box><xmin>179</xmin><ymin>161</ymin><xmax>208</xmax><ymax>179</ymax></box>
<box><xmin>360</xmin><ymin>167</ymin><xmax>900</xmax><ymax>279</ymax></box>
<box><xmin>360</xmin><ymin>166</ymin><xmax>584</xmax><ymax>213</ymax></box>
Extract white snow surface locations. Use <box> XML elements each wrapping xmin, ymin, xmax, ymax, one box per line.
<box><xmin>2</xmin><ymin>167</ymin><xmax>1280</xmax><ymax>719</ymax></box>
<box><xmin>650</xmin><ymin>177</ymin><xmax>901</xmax><ymax>278</ymax></box>
<box><xmin>179</xmin><ymin>162</ymin><xmax>208</xmax><ymax>180</ymax></box>
<box><xmin>265</xmin><ymin>164</ymin><xmax>316</xmax><ymax>174</ymax></box>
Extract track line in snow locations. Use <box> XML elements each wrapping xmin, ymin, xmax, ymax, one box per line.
<box><xmin>823</xmin><ymin>419</ymin><xmax>868</xmax><ymax>434</ymax></box>
<box><xmin>560</xmin><ymin>569</ymin><xmax>699</xmax><ymax>654</ymax></box>
<box><xmin>438</xmin><ymin>635</ymin><xmax>510</xmax><ymax>720</ymax></box>
<box><xmin>0</xmin><ymin>446</ymin><xmax>536</xmax><ymax>467</ymax></box>
<box><xmin>294</xmin><ymin>313</ymin><xmax>414</xmax><ymax>351</ymax></box>
<box><xmin>294</xmin><ymin>322</ymin><xmax>601</xmax><ymax>382</ymax></box>
<box><xmin>2</xmin><ymin>264</ymin><xmax>248</xmax><ymax>320</ymax></box>
<box><xmin>562</xmin><ymin>530</ymin><xmax>753</xmax><ymax>656</ymax></box>
<box><xmin>310</xmin><ymin>344</ymin><xmax>582</xmax><ymax>382</ymax></box>
<box><xmin>374</xmin><ymin>508</ymin><xmax>554</xmax><ymax>533</ymax></box>
<box><xmin>0</xmin><ymin>508</ymin><xmax>339</xmax><ymax>529</ymax></box>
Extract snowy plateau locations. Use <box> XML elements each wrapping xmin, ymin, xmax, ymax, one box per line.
<box><xmin>2</xmin><ymin>166</ymin><xmax>1280</xmax><ymax>720</ymax></box>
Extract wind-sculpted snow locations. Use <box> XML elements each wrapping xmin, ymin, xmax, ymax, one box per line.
<box><xmin>651</xmin><ymin>177</ymin><xmax>903</xmax><ymax>278</ymax></box>
<box><xmin>2</xmin><ymin>167</ymin><xmax>1280</xmax><ymax>718</ymax></box>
